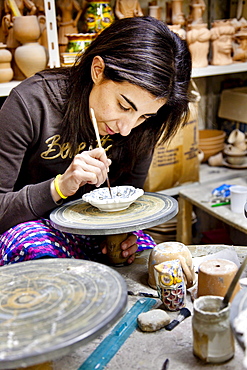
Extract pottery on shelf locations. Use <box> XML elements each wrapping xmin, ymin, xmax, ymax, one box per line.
<box><xmin>115</xmin><ymin>0</ymin><xmax>143</xmax><ymax>19</ymax></box>
<box><xmin>13</xmin><ymin>15</ymin><xmax>48</xmax><ymax>78</ymax></box>
<box><xmin>84</xmin><ymin>1</ymin><xmax>114</xmax><ymax>33</ymax></box>
<box><xmin>187</xmin><ymin>23</ymin><xmax>211</xmax><ymax>68</ymax></box>
<box><xmin>228</xmin><ymin>128</ymin><xmax>246</xmax><ymax>145</ymax></box>
<box><xmin>82</xmin><ymin>185</ymin><xmax>144</xmax><ymax>212</ymax></box>
<box><xmin>224</xmin><ymin>149</ymin><xmax>247</xmax><ymax>165</ymax></box>
<box><xmin>210</xmin><ymin>20</ymin><xmax>235</xmax><ymax>66</ymax></box>
<box><xmin>0</xmin><ymin>43</ymin><xmax>14</xmax><ymax>83</ymax></box>
<box><xmin>171</xmin><ymin>0</ymin><xmax>185</xmax><ymax>26</ymax></box>
<box><xmin>224</xmin><ymin>129</ymin><xmax>247</xmax><ymax>165</ymax></box>
<box><xmin>199</xmin><ymin>129</ymin><xmax>226</xmax><ymax>162</ymax></box>
<box><xmin>148</xmin><ymin>5</ymin><xmax>162</xmax><ymax>20</ymax></box>
<box><xmin>65</xmin><ymin>33</ymin><xmax>97</xmax><ymax>53</ymax></box>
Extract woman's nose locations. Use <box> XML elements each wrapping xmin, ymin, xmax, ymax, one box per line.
<box><xmin>117</xmin><ymin>115</ymin><xmax>143</xmax><ymax>136</ymax></box>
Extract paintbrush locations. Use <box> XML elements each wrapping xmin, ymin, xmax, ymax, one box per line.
<box><xmin>164</xmin><ymin>307</ymin><xmax>191</xmax><ymax>331</ymax></box>
<box><xmin>128</xmin><ymin>290</ymin><xmax>159</xmax><ymax>298</ymax></box>
<box><xmin>220</xmin><ymin>256</ymin><xmax>247</xmax><ymax>310</ymax></box>
<box><xmin>90</xmin><ymin>108</ymin><xmax>112</xmax><ymax>198</ymax></box>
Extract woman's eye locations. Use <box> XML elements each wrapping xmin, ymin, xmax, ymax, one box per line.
<box><xmin>119</xmin><ymin>103</ymin><xmax>130</xmax><ymax>112</ymax></box>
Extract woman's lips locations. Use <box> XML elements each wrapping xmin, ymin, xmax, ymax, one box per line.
<box><xmin>106</xmin><ymin>124</ymin><xmax>116</xmax><ymax>135</ymax></box>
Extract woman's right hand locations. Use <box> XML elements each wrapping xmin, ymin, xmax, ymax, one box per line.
<box><xmin>51</xmin><ymin>148</ymin><xmax>111</xmax><ymax>202</ymax></box>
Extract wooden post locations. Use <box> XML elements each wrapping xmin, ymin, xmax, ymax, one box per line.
<box><xmin>176</xmin><ymin>195</ymin><xmax>193</xmax><ymax>244</ymax></box>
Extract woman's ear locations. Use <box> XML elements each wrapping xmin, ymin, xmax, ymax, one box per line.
<box><xmin>91</xmin><ymin>56</ymin><xmax>105</xmax><ymax>84</ymax></box>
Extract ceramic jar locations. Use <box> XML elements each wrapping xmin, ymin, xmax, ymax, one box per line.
<box><xmin>0</xmin><ymin>43</ymin><xmax>13</xmax><ymax>83</ymax></box>
<box><xmin>148</xmin><ymin>241</ymin><xmax>195</xmax><ymax>289</ymax></box>
<box><xmin>13</xmin><ymin>15</ymin><xmax>48</xmax><ymax>78</ymax></box>
<box><xmin>192</xmin><ymin>296</ymin><xmax>235</xmax><ymax>363</ymax></box>
<box><xmin>84</xmin><ymin>1</ymin><xmax>114</xmax><ymax>33</ymax></box>
<box><xmin>66</xmin><ymin>33</ymin><xmax>97</xmax><ymax>53</ymax></box>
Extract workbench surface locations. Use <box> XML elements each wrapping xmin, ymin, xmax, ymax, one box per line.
<box><xmin>51</xmin><ymin>247</ymin><xmax>245</xmax><ymax>370</ymax></box>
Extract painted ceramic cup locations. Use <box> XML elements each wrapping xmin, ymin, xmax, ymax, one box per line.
<box><xmin>228</xmin><ymin>129</ymin><xmax>245</xmax><ymax>145</ymax></box>
<box><xmin>154</xmin><ymin>259</ymin><xmax>186</xmax><ymax>311</ymax></box>
<box><xmin>148</xmin><ymin>242</ymin><xmax>195</xmax><ymax>289</ymax></box>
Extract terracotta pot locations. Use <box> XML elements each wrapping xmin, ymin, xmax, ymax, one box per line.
<box><xmin>0</xmin><ymin>43</ymin><xmax>13</xmax><ymax>82</ymax></box>
<box><xmin>197</xmin><ymin>259</ymin><xmax>240</xmax><ymax>300</ymax></box>
<box><xmin>13</xmin><ymin>15</ymin><xmax>43</xmax><ymax>44</ymax></box>
<box><xmin>13</xmin><ymin>15</ymin><xmax>48</xmax><ymax>78</ymax></box>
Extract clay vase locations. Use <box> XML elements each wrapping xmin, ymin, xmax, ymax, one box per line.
<box><xmin>0</xmin><ymin>43</ymin><xmax>14</xmax><ymax>83</ymax></box>
<box><xmin>84</xmin><ymin>1</ymin><xmax>114</xmax><ymax>33</ymax></box>
<box><xmin>148</xmin><ymin>241</ymin><xmax>196</xmax><ymax>289</ymax></box>
<box><xmin>13</xmin><ymin>15</ymin><xmax>48</xmax><ymax>78</ymax></box>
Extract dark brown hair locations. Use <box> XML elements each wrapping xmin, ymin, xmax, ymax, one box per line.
<box><xmin>58</xmin><ymin>16</ymin><xmax>192</xmax><ymax>179</ymax></box>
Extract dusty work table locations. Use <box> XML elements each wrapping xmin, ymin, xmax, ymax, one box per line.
<box><xmin>177</xmin><ymin>176</ymin><xmax>247</xmax><ymax>244</ymax></box>
<box><xmin>50</xmin><ymin>247</ymin><xmax>245</xmax><ymax>370</ymax></box>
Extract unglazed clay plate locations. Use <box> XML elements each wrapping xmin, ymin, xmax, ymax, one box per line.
<box><xmin>82</xmin><ymin>186</ymin><xmax>144</xmax><ymax>212</ymax></box>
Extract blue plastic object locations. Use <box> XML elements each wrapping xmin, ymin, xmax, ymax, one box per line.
<box><xmin>77</xmin><ymin>298</ymin><xmax>157</xmax><ymax>370</ymax></box>
<box><xmin>212</xmin><ymin>184</ymin><xmax>232</xmax><ymax>198</ymax></box>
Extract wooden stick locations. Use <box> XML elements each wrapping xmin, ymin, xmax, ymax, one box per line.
<box><xmin>90</xmin><ymin>108</ymin><xmax>112</xmax><ymax>198</ymax></box>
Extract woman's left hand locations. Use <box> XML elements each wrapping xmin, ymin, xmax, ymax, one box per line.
<box><xmin>101</xmin><ymin>234</ymin><xmax>137</xmax><ymax>264</ymax></box>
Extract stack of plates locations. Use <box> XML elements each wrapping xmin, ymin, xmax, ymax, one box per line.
<box><xmin>60</xmin><ymin>52</ymin><xmax>78</xmax><ymax>66</ymax></box>
<box><xmin>199</xmin><ymin>129</ymin><xmax>226</xmax><ymax>162</ymax></box>
<box><xmin>145</xmin><ymin>212</ymin><xmax>197</xmax><ymax>244</ymax></box>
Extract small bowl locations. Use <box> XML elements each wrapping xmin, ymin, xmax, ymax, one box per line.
<box><xmin>224</xmin><ymin>149</ymin><xmax>247</xmax><ymax>165</ymax></box>
<box><xmin>82</xmin><ymin>186</ymin><xmax>144</xmax><ymax>212</ymax></box>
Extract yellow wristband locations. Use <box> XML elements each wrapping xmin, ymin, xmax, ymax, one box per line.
<box><xmin>54</xmin><ymin>174</ymin><xmax>68</xmax><ymax>199</ymax></box>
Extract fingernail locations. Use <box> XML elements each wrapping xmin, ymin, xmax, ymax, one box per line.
<box><xmin>123</xmin><ymin>251</ymin><xmax>128</xmax><ymax>257</ymax></box>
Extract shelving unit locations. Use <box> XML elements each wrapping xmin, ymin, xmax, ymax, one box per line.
<box><xmin>192</xmin><ymin>62</ymin><xmax>247</xmax><ymax>78</ymax></box>
<box><xmin>0</xmin><ymin>81</ymin><xmax>21</xmax><ymax>96</ymax></box>
<box><xmin>1</xmin><ymin>63</ymin><xmax>247</xmax><ymax>97</ymax></box>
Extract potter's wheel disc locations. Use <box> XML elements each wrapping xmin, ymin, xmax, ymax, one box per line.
<box><xmin>0</xmin><ymin>259</ymin><xmax>127</xmax><ymax>369</ymax></box>
<box><xmin>50</xmin><ymin>192</ymin><xmax>177</xmax><ymax>235</ymax></box>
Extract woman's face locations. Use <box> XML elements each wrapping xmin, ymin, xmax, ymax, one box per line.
<box><xmin>89</xmin><ymin>56</ymin><xmax>166</xmax><ymax>136</ymax></box>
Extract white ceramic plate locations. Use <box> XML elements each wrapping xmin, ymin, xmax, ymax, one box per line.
<box><xmin>82</xmin><ymin>186</ymin><xmax>144</xmax><ymax>212</ymax></box>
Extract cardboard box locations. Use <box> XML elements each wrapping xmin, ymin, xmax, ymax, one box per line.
<box><xmin>218</xmin><ymin>87</ymin><xmax>247</xmax><ymax>123</ymax></box>
<box><xmin>144</xmin><ymin>102</ymin><xmax>199</xmax><ymax>192</ymax></box>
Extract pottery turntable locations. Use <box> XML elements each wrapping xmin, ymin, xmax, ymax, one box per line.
<box><xmin>0</xmin><ymin>192</ymin><xmax>177</xmax><ymax>369</ymax></box>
